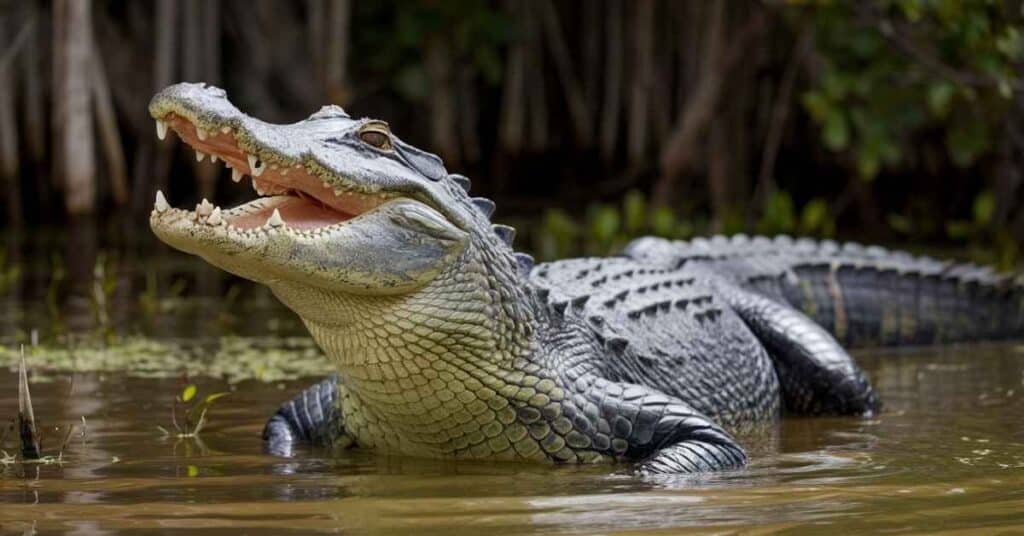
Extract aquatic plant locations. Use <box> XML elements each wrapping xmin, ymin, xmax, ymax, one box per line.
<box><xmin>158</xmin><ymin>379</ymin><xmax>229</xmax><ymax>438</ymax></box>
<box><xmin>1</xmin><ymin>348</ymin><xmax>83</xmax><ymax>467</ymax></box>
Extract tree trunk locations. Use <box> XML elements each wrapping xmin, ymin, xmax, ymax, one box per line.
<box><xmin>325</xmin><ymin>0</ymin><xmax>351</xmax><ymax>103</ymax></box>
<box><xmin>499</xmin><ymin>0</ymin><xmax>526</xmax><ymax>156</ymax></box>
<box><xmin>91</xmin><ymin>47</ymin><xmax>129</xmax><ymax>206</ymax></box>
<box><xmin>308</xmin><ymin>0</ymin><xmax>326</xmax><ymax>88</ymax></box>
<box><xmin>627</xmin><ymin>0</ymin><xmax>655</xmax><ymax>165</ymax></box>
<box><xmin>707</xmin><ymin>121</ymin><xmax>729</xmax><ymax>232</ymax></box>
<box><xmin>424</xmin><ymin>37</ymin><xmax>459</xmax><ymax>166</ymax></box>
<box><xmin>203</xmin><ymin>0</ymin><xmax>221</xmax><ymax>84</ymax></box>
<box><xmin>755</xmin><ymin>25</ymin><xmax>812</xmax><ymax>210</ymax></box>
<box><xmin>655</xmin><ymin>5</ymin><xmax>765</xmax><ymax>205</ymax></box>
<box><xmin>537</xmin><ymin>0</ymin><xmax>592</xmax><ymax>146</ymax></box>
<box><xmin>20</xmin><ymin>7</ymin><xmax>45</xmax><ymax>167</ymax></box>
<box><xmin>57</xmin><ymin>0</ymin><xmax>96</xmax><ymax>216</ymax></box>
<box><xmin>150</xmin><ymin>0</ymin><xmax>178</xmax><ymax>200</ymax></box>
<box><xmin>599</xmin><ymin>0</ymin><xmax>623</xmax><ymax>160</ymax></box>
<box><xmin>0</xmin><ymin>24</ymin><xmax>23</xmax><ymax>227</ymax></box>
<box><xmin>524</xmin><ymin>1</ymin><xmax>549</xmax><ymax>152</ymax></box>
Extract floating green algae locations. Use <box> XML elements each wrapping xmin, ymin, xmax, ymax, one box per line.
<box><xmin>0</xmin><ymin>335</ymin><xmax>331</xmax><ymax>383</ymax></box>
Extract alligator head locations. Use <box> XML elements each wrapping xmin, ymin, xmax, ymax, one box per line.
<box><xmin>148</xmin><ymin>83</ymin><xmax>536</xmax><ymax>387</ymax></box>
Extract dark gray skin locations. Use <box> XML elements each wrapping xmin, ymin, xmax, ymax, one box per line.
<box><xmin>268</xmin><ymin>232</ymin><xmax>1024</xmax><ymax>472</ymax></box>
<box><xmin>148</xmin><ymin>83</ymin><xmax>1024</xmax><ymax>474</ymax></box>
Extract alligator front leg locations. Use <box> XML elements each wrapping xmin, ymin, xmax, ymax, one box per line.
<box><xmin>573</xmin><ymin>377</ymin><xmax>747</xmax><ymax>474</ymax></box>
<box><xmin>262</xmin><ymin>374</ymin><xmax>351</xmax><ymax>456</ymax></box>
<box><xmin>719</xmin><ymin>285</ymin><xmax>880</xmax><ymax>415</ymax></box>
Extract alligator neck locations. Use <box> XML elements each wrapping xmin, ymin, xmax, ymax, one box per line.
<box><xmin>276</xmin><ymin>241</ymin><xmax>543</xmax><ymax>454</ymax></box>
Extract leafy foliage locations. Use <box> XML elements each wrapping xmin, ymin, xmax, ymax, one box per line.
<box><xmin>529</xmin><ymin>191</ymin><xmax>835</xmax><ymax>260</ymax></box>
<box><xmin>800</xmin><ymin>0</ymin><xmax>1023</xmax><ymax>178</ymax></box>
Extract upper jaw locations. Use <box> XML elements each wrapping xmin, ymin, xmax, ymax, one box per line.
<box><xmin>148</xmin><ymin>82</ymin><xmax>411</xmax><ymax>236</ymax></box>
<box><xmin>148</xmin><ymin>82</ymin><xmax>477</xmax><ymax>233</ymax></box>
<box><xmin>149</xmin><ymin>82</ymin><xmax>428</xmax><ymax>198</ymax></box>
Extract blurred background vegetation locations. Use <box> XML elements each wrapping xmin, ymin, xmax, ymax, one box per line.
<box><xmin>1</xmin><ymin>0</ymin><xmax>1023</xmax><ymax>269</ymax></box>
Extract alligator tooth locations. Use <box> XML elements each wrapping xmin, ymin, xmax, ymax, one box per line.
<box><xmin>247</xmin><ymin>154</ymin><xmax>265</xmax><ymax>177</ymax></box>
<box><xmin>196</xmin><ymin>128</ymin><xmax>208</xmax><ymax>141</ymax></box>
<box><xmin>253</xmin><ymin>180</ymin><xmax>265</xmax><ymax>196</ymax></box>
<box><xmin>266</xmin><ymin>208</ymin><xmax>284</xmax><ymax>228</ymax></box>
<box><xmin>207</xmin><ymin>207</ymin><xmax>223</xmax><ymax>225</ymax></box>
<box><xmin>280</xmin><ymin>168</ymin><xmax>289</xmax><ymax>176</ymax></box>
<box><xmin>156</xmin><ymin>120</ymin><xmax>168</xmax><ymax>140</ymax></box>
<box><xmin>231</xmin><ymin>168</ymin><xmax>243</xmax><ymax>182</ymax></box>
<box><xmin>210</xmin><ymin>154</ymin><xmax>218</xmax><ymax>163</ymax></box>
<box><xmin>196</xmin><ymin>198</ymin><xmax>213</xmax><ymax>217</ymax></box>
<box><xmin>154</xmin><ymin>190</ymin><xmax>169</xmax><ymax>213</ymax></box>
<box><xmin>196</xmin><ymin>151</ymin><xmax>206</xmax><ymax>162</ymax></box>
<box><xmin>220</xmin><ymin>126</ymin><xmax>231</xmax><ymax>134</ymax></box>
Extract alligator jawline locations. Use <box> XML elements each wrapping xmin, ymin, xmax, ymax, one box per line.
<box><xmin>155</xmin><ymin>113</ymin><xmax>386</xmax><ymax>232</ymax></box>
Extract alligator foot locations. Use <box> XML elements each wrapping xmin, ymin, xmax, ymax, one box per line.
<box><xmin>571</xmin><ymin>376</ymin><xmax>747</xmax><ymax>474</ymax></box>
<box><xmin>262</xmin><ymin>374</ymin><xmax>344</xmax><ymax>456</ymax></box>
<box><xmin>720</xmin><ymin>285</ymin><xmax>879</xmax><ymax>415</ymax></box>
<box><xmin>635</xmin><ymin>438</ymin><xmax>747</xmax><ymax>474</ymax></box>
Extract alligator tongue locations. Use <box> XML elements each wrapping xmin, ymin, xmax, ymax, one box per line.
<box><xmin>228</xmin><ymin>196</ymin><xmax>356</xmax><ymax>231</ymax></box>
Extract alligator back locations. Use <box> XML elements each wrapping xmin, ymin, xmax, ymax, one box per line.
<box><xmin>529</xmin><ymin>256</ymin><xmax>781</xmax><ymax>426</ymax></box>
<box><xmin>625</xmin><ymin>235</ymin><xmax>1024</xmax><ymax>348</ymax></box>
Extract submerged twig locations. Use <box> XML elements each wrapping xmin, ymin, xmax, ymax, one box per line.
<box><xmin>17</xmin><ymin>347</ymin><xmax>41</xmax><ymax>460</ymax></box>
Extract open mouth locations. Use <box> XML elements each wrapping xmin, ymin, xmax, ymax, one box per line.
<box><xmin>151</xmin><ymin>114</ymin><xmax>389</xmax><ymax>233</ymax></box>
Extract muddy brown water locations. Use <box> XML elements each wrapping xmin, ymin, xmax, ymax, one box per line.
<box><xmin>1</xmin><ymin>235</ymin><xmax>1023</xmax><ymax>534</ymax></box>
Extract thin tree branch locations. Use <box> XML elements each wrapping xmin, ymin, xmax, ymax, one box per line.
<box><xmin>655</xmin><ymin>7</ymin><xmax>767</xmax><ymax>203</ymax></box>
<box><xmin>754</xmin><ymin>23</ymin><xmax>813</xmax><ymax>211</ymax></box>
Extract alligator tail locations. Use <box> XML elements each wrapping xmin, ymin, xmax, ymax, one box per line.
<box><xmin>772</xmin><ymin>256</ymin><xmax>1024</xmax><ymax>347</ymax></box>
<box><xmin>624</xmin><ymin>235</ymin><xmax>1024</xmax><ymax>348</ymax></box>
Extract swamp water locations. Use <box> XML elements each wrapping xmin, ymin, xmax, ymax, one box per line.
<box><xmin>0</xmin><ymin>232</ymin><xmax>1022</xmax><ymax>534</ymax></box>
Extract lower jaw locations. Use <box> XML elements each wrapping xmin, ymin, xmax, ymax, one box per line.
<box><xmin>151</xmin><ymin>195</ymin><xmax>359</xmax><ymax>241</ymax></box>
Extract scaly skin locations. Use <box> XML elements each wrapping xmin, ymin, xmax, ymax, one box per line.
<box><xmin>148</xmin><ymin>83</ymin><xmax>1024</xmax><ymax>473</ymax></box>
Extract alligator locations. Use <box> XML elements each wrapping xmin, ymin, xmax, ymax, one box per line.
<box><xmin>148</xmin><ymin>82</ymin><xmax>1024</xmax><ymax>473</ymax></box>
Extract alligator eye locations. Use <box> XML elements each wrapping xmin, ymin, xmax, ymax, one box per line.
<box><xmin>358</xmin><ymin>122</ymin><xmax>393</xmax><ymax>151</ymax></box>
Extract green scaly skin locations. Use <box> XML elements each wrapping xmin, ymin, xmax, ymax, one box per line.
<box><xmin>148</xmin><ymin>83</ymin><xmax>1024</xmax><ymax>473</ymax></box>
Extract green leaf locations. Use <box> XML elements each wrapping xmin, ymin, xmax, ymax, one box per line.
<box><xmin>650</xmin><ymin>207</ymin><xmax>677</xmax><ymax>237</ymax></box>
<box><xmin>888</xmin><ymin>213</ymin><xmax>913</xmax><ymax>235</ymax></box>
<box><xmin>181</xmin><ymin>384</ymin><xmax>197</xmax><ymax>403</ymax></box>
<box><xmin>394</xmin><ymin>66</ymin><xmax>430</xmax><ymax>101</ymax></box>
<box><xmin>759</xmin><ymin>191</ymin><xmax>796</xmax><ymax>234</ymax></box>
<box><xmin>588</xmin><ymin>205</ymin><xmax>621</xmax><ymax>244</ymax></box>
<box><xmin>801</xmin><ymin>91</ymin><xmax>831</xmax><ymax>121</ymax></box>
<box><xmin>187</xmin><ymin>392</ymin><xmax>230</xmax><ymax>436</ymax></box>
<box><xmin>998</xmin><ymin>78</ymin><xmax>1013</xmax><ymax>99</ymax></box>
<box><xmin>857</xmin><ymin>144</ymin><xmax>881</xmax><ymax>179</ymax></box>
<box><xmin>946</xmin><ymin>119</ymin><xmax>991</xmax><ymax>167</ymax></box>
<box><xmin>996</xmin><ymin>27</ymin><xmax>1024</xmax><ymax>61</ymax></box>
<box><xmin>622</xmin><ymin>190</ymin><xmax>647</xmax><ymax>234</ymax></box>
<box><xmin>823</xmin><ymin>110</ymin><xmax>849</xmax><ymax>151</ymax></box>
<box><xmin>927</xmin><ymin>82</ymin><xmax>956</xmax><ymax>118</ymax></box>
<box><xmin>202</xmin><ymin>392</ymin><xmax>230</xmax><ymax>405</ymax></box>
<box><xmin>898</xmin><ymin>0</ymin><xmax>923</xmax><ymax>21</ymax></box>
<box><xmin>945</xmin><ymin>220</ymin><xmax>973</xmax><ymax>239</ymax></box>
<box><xmin>973</xmin><ymin>191</ymin><xmax>995</xmax><ymax>224</ymax></box>
<box><xmin>800</xmin><ymin>198</ymin><xmax>830</xmax><ymax>234</ymax></box>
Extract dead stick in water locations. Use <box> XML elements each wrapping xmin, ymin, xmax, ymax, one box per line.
<box><xmin>18</xmin><ymin>347</ymin><xmax>41</xmax><ymax>459</ymax></box>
